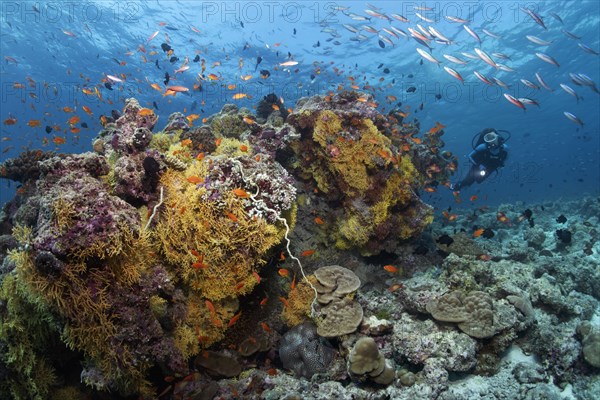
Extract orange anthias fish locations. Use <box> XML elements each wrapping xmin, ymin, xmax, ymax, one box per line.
<box><xmin>225</xmin><ymin>211</ymin><xmax>238</xmax><ymax>222</ymax></box>
<box><xmin>150</xmin><ymin>83</ymin><xmax>163</xmax><ymax>92</ymax></box>
<box><xmin>205</xmin><ymin>300</ymin><xmax>216</xmax><ymax>314</ymax></box>
<box><xmin>227</xmin><ymin>311</ymin><xmax>242</xmax><ymax>327</ymax></box>
<box><xmin>260</xmin><ymin>322</ymin><xmax>271</xmax><ymax>333</ymax></box>
<box><xmin>388</xmin><ymin>283</ymin><xmax>404</xmax><ymax>292</ymax></box>
<box><xmin>278</xmin><ymin>268</ymin><xmax>289</xmax><ymax>278</ymax></box>
<box><xmin>442</xmin><ymin>210</ymin><xmax>458</xmax><ymax>221</ymax></box>
<box><xmin>165</xmin><ymin>85</ymin><xmax>189</xmax><ymax>93</ymax></box>
<box><xmin>27</xmin><ymin>119</ymin><xmax>41</xmax><ymax>127</ymax></box>
<box><xmin>497</xmin><ymin>212</ymin><xmax>510</xmax><ymax>224</ymax></box>
<box><xmin>314</xmin><ymin>217</ymin><xmax>325</xmax><ymax>225</ymax></box>
<box><xmin>232</xmin><ymin>188</ymin><xmax>250</xmax><ymax>198</ymax></box>
<box><xmin>428</xmin><ymin>121</ymin><xmax>446</xmax><ymax>135</ymax></box>
<box><xmin>190</xmin><ymin>249</ymin><xmax>201</xmax><ymax>258</ymax></box>
<box><xmin>138</xmin><ymin>108</ymin><xmax>154</xmax><ymax>116</ymax></box>
<box><xmin>383</xmin><ymin>265</ymin><xmax>399</xmax><ymax>273</ymax></box>
<box><xmin>242</xmin><ymin>116</ymin><xmax>256</xmax><ymax>125</ymax></box>
<box><xmin>473</xmin><ymin>228</ymin><xmax>485</xmax><ymax>238</ymax></box>
<box><xmin>186</xmin><ymin>114</ymin><xmax>200</xmax><ymax>124</ymax></box>
<box><xmin>300</xmin><ymin>249</ymin><xmax>315</xmax><ymax>257</ymax></box>
<box><xmin>279</xmin><ymin>296</ymin><xmax>290</xmax><ymax>307</ymax></box>
<box><xmin>187</xmin><ymin>176</ymin><xmax>203</xmax><ymax>184</ymax></box>
<box><xmin>52</xmin><ymin>136</ymin><xmax>66</xmax><ymax>145</ymax></box>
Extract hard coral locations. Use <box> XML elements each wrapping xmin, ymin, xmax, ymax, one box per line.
<box><xmin>279</xmin><ymin>321</ymin><xmax>336</xmax><ymax>378</ymax></box>
<box><xmin>578</xmin><ymin>322</ymin><xmax>600</xmax><ymax>367</ymax></box>
<box><xmin>256</xmin><ymin>93</ymin><xmax>289</xmax><ymax>123</ymax></box>
<box><xmin>162</xmin><ymin>111</ymin><xmax>190</xmax><ymax>132</ymax></box>
<box><xmin>426</xmin><ymin>290</ymin><xmax>497</xmax><ymax>339</ymax></box>
<box><xmin>348</xmin><ymin>337</ymin><xmax>395</xmax><ymax>385</ymax></box>
<box><xmin>112</xmin><ymin>152</ymin><xmax>162</xmax><ymax>205</ymax></box>
<box><xmin>312</xmin><ymin>265</ymin><xmax>363</xmax><ymax>337</ymax></box>
<box><xmin>34</xmin><ymin>175</ymin><xmax>139</xmax><ymax>260</ymax></box>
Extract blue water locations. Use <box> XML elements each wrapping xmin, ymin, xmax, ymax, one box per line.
<box><xmin>1</xmin><ymin>0</ymin><xmax>599</xmax><ymax>209</ymax></box>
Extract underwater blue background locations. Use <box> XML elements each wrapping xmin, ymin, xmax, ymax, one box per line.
<box><xmin>1</xmin><ymin>0</ymin><xmax>598</xmax><ymax>210</ymax></box>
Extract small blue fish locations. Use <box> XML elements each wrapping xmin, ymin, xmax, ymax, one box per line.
<box><xmin>559</xmin><ymin>84</ymin><xmax>581</xmax><ymax>103</ymax></box>
<box><xmin>521</xmin><ymin>7</ymin><xmax>546</xmax><ymax>30</ymax></box>
<box><xmin>561</xmin><ymin>29</ymin><xmax>582</xmax><ymax>40</ymax></box>
<box><xmin>578</xmin><ymin>43</ymin><xmax>599</xmax><ymax>55</ymax></box>
<box><xmin>563</xmin><ymin>111</ymin><xmax>584</xmax><ymax>126</ymax></box>
<box><xmin>535</xmin><ymin>52</ymin><xmax>560</xmax><ymax>67</ymax></box>
<box><xmin>549</xmin><ymin>12</ymin><xmax>563</xmax><ymax>24</ymax></box>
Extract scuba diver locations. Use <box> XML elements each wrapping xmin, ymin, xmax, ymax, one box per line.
<box><xmin>451</xmin><ymin>128</ymin><xmax>510</xmax><ymax>191</ymax></box>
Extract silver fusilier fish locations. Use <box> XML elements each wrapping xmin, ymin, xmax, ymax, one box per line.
<box><xmin>535</xmin><ymin>52</ymin><xmax>560</xmax><ymax>67</ymax></box>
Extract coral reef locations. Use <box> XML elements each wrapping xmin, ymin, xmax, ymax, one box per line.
<box><xmin>209</xmin><ymin>104</ymin><xmax>252</xmax><ymax>138</ymax></box>
<box><xmin>0</xmin><ymin>150</ymin><xmax>59</xmax><ymax>183</ymax></box>
<box><xmin>153</xmin><ymin>153</ymin><xmax>296</xmax><ymax>349</ymax></box>
<box><xmin>578</xmin><ymin>321</ymin><xmax>600</xmax><ymax>367</ymax></box>
<box><xmin>256</xmin><ymin>93</ymin><xmax>289</xmax><ymax>125</ymax></box>
<box><xmin>285</xmin><ymin>91</ymin><xmax>435</xmax><ymax>255</ymax></box>
<box><xmin>0</xmin><ymin>98</ymin><xmax>298</xmax><ymax>397</ymax></box>
<box><xmin>1</xmin><ymin>91</ymin><xmax>597</xmax><ymax>400</ymax></box>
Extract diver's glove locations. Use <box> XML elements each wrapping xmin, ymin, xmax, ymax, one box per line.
<box><xmin>478</xmin><ymin>164</ymin><xmax>485</xmax><ymax>171</ymax></box>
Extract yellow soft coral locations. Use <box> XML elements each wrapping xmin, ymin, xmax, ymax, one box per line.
<box><xmin>154</xmin><ymin>160</ymin><xmax>286</xmax><ymax>301</ymax></box>
<box><xmin>154</xmin><ymin>158</ymin><xmax>291</xmax><ymax>349</ymax></box>
<box><xmin>335</xmin><ymin>213</ymin><xmax>372</xmax><ymax>250</ymax></box>
<box><xmin>0</xmin><ymin>266</ymin><xmax>58</xmax><ymax>400</ymax></box>
<box><xmin>213</xmin><ymin>137</ymin><xmax>251</xmax><ymax>158</ymax></box>
<box><xmin>9</xmin><ymin>223</ymin><xmax>156</xmax><ymax>395</ymax></box>
<box><xmin>312</xmin><ymin>110</ymin><xmax>394</xmax><ymax>196</ymax></box>
<box><xmin>281</xmin><ymin>276</ymin><xmax>318</xmax><ymax>327</ymax></box>
<box><xmin>323</xmin><ymin>129</ymin><xmax>428</xmax><ymax>253</ymax></box>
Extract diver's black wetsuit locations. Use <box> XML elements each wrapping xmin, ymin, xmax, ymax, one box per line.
<box><xmin>453</xmin><ymin>142</ymin><xmax>508</xmax><ymax>191</ymax></box>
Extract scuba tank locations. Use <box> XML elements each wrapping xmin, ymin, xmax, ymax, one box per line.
<box><xmin>471</xmin><ymin>128</ymin><xmax>511</xmax><ymax>149</ymax></box>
